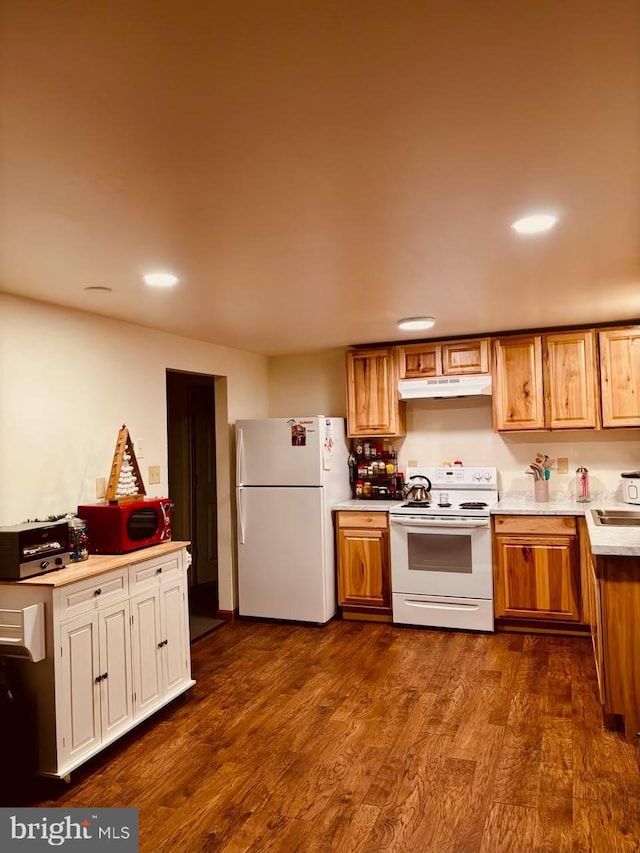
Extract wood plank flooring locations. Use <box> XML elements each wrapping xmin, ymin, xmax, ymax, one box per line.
<box><xmin>24</xmin><ymin>620</ymin><xmax>640</xmax><ymax>852</ymax></box>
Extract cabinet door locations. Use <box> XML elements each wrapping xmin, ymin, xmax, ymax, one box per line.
<box><xmin>441</xmin><ymin>339</ymin><xmax>490</xmax><ymax>375</ymax></box>
<box><xmin>131</xmin><ymin>590</ymin><xmax>163</xmax><ymax>717</ymax></box>
<box><xmin>98</xmin><ymin>600</ymin><xmax>133</xmax><ymax>741</ymax></box>
<box><xmin>397</xmin><ymin>343</ymin><xmax>442</xmax><ymax>379</ymax></box>
<box><xmin>160</xmin><ymin>579</ymin><xmax>188</xmax><ymax>694</ymax></box>
<box><xmin>599</xmin><ymin>327</ymin><xmax>640</xmax><ymax>427</ymax></box>
<box><xmin>493</xmin><ymin>336</ymin><xmax>545</xmax><ymax>431</ymax></box>
<box><xmin>337</xmin><ymin>527</ymin><xmax>390</xmax><ymax>609</ymax></box>
<box><xmin>494</xmin><ymin>535</ymin><xmax>580</xmax><ymax>621</ymax></box>
<box><xmin>544</xmin><ymin>330</ymin><xmax>599</xmax><ymax>429</ymax></box>
<box><xmin>59</xmin><ymin>612</ymin><xmax>101</xmax><ymax>766</ymax></box>
<box><xmin>346</xmin><ymin>349</ymin><xmax>405</xmax><ymax>437</ymax></box>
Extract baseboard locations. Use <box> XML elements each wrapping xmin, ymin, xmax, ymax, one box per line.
<box><xmin>216</xmin><ymin>608</ymin><xmax>238</xmax><ymax>621</ymax></box>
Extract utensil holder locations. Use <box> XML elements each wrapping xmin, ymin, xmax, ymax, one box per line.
<box><xmin>534</xmin><ymin>480</ymin><xmax>549</xmax><ymax>502</ymax></box>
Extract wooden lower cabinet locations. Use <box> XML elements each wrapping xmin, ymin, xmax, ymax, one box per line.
<box><xmin>335</xmin><ymin>511</ymin><xmax>391</xmax><ymax>621</ymax></box>
<box><xmin>493</xmin><ymin>516</ymin><xmax>585</xmax><ymax>631</ymax></box>
<box><xmin>585</xmin><ymin>539</ymin><xmax>640</xmax><ymax>740</ymax></box>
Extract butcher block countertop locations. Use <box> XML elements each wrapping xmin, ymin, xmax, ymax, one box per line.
<box><xmin>3</xmin><ymin>540</ymin><xmax>190</xmax><ymax>588</ymax></box>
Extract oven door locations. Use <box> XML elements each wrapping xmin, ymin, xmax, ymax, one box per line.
<box><xmin>390</xmin><ymin>515</ymin><xmax>493</xmax><ymax>600</ymax></box>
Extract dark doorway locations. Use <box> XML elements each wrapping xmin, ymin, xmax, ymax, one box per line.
<box><xmin>166</xmin><ymin>370</ymin><xmax>222</xmax><ymax>641</ymax></box>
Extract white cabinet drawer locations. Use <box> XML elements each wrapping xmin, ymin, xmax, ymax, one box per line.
<box><xmin>56</xmin><ymin>569</ymin><xmax>129</xmax><ymax>620</ymax></box>
<box><xmin>129</xmin><ymin>553</ymin><xmax>182</xmax><ymax>593</ymax></box>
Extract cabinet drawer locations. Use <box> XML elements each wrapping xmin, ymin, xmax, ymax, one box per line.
<box><xmin>56</xmin><ymin>568</ymin><xmax>129</xmax><ymax>620</ymax></box>
<box><xmin>336</xmin><ymin>511</ymin><xmax>388</xmax><ymax>530</ymax></box>
<box><xmin>129</xmin><ymin>553</ymin><xmax>182</xmax><ymax>592</ymax></box>
<box><xmin>493</xmin><ymin>516</ymin><xmax>576</xmax><ymax>536</ymax></box>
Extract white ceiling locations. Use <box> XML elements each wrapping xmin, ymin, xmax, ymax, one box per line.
<box><xmin>1</xmin><ymin>0</ymin><xmax>639</xmax><ymax>355</ymax></box>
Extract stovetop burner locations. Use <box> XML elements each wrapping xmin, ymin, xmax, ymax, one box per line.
<box><xmin>401</xmin><ymin>501</ymin><xmax>431</xmax><ymax>508</ymax></box>
<box><xmin>458</xmin><ymin>501</ymin><xmax>488</xmax><ymax>509</ymax></box>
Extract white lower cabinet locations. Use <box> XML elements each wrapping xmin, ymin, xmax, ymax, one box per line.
<box><xmin>1</xmin><ymin>545</ymin><xmax>196</xmax><ymax>779</ymax></box>
<box><xmin>131</xmin><ymin>577</ymin><xmax>188</xmax><ymax>716</ymax></box>
<box><xmin>59</xmin><ymin>600</ymin><xmax>134</xmax><ymax>768</ymax></box>
<box><xmin>131</xmin><ymin>590</ymin><xmax>163</xmax><ymax>715</ymax></box>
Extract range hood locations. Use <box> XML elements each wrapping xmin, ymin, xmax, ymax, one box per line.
<box><xmin>398</xmin><ymin>374</ymin><xmax>492</xmax><ymax>400</ymax></box>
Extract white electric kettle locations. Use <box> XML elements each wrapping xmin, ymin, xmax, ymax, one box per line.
<box><xmin>621</xmin><ymin>471</ymin><xmax>640</xmax><ymax>504</ymax></box>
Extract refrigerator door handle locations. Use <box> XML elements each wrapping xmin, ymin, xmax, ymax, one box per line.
<box><xmin>236</xmin><ymin>428</ymin><xmax>244</xmax><ymax>486</ymax></box>
<box><xmin>238</xmin><ymin>487</ymin><xmax>246</xmax><ymax>545</ymax></box>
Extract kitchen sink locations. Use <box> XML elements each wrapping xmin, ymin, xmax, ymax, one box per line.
<box><xmin>592</xmin><ymin>509</ymin><xmax>640</xmax><ymax>527</ymax></box>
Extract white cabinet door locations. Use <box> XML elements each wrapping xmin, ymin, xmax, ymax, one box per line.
<box><xmin>131</xmin><ymin>590</ymin><xmax>163</xmax><ymax>717</ymax></box>
<box><xmin>98</xmin><ymin>600</ymin><xmax>133</xmax><ymax>741</ymax></box>
<box><xmin>59</xmin><ymin>612</ymin><xmax>101</xmax><ymax>766</ymax></box>
<box><xmin>160</xmin><ymin>579</ymin><xmax>188</xmax><ymax>694</ymax></box>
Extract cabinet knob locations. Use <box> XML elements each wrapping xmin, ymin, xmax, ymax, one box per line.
<box><xmin>156</xmin><ymin>567</ymin><xmax>163</xmax><ymax>574</ymax></box>
<box><xmin>95</xmin><ymin>674</ymin><xmax>103</xmax><ymax>683</ymax></box>
<box><xmin>102</xmin><ymin>672</ymin><xmax>108</xmax><ymax>680</ymax></box>
<box><xmin>94</xmin><ymin>588</ymin><xmax>102</xmax><ymax>596</ymax></box>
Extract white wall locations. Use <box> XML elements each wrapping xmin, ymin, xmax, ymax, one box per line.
<box><xmin>269</xmin><ymin>349</ymin><xmax>346</xmax><ymax>417</ymax></box>
<box><xmin>267</xmin><ymin>353</ymin><xmax>640</xmax><ymax>496</ymax></box>
<box><xmin>0</xmin><ymin>294</ymin><xmax>269</xmax><ymax>609</ymax></box>
<box><xmin>398</xmin><ymin>398</ymin><xmax>640</xmax><ymax>496</ymax></box>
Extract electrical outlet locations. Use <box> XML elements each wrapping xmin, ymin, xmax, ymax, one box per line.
<box><xmin>148</xmin><ymin>465</ymin><xmax>161</xmax><ymax>485</ymax></box>
<box><xmin>96</xmin><ymin>477</ymin><xmax>106</xmax><ymax>499</ymax></box>
<box><xmin>136</xmin><ymin>440</ymin><xmax>145</xmax><ymax>459</ymax></box>
<box><xmin>408</xmin><ymin>459</ymin><xmax>418</xmax><ymax>468</ymax></box>
<box><xmin>557</xmin><ymin>457</ymin><xmax>569</xmax><ymax>474</ymax></box>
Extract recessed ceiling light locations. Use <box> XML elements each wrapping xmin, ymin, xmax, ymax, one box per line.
<box><xmin>511</xmin><ymin>213</ymin><xmax>559</xmax><ymax>235</ymax></box>
<box><xmin>84</xmin><ymin>286</ymin><xmax>112</xmax><ymax>293</ymax></box>
<box><xmin>397</xmin><ymin>317</ymin><xmax>436</xmax><ymax>331</ymax></box>
<box><xmin>142</xmin><ymin>272</ymin><xmax>179</xmax><ymax>287</ymax></box>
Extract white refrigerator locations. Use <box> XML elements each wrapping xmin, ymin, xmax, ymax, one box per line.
<box><xmin>236</xmin><ymin>417</ymin><xmax>351</xmax><ymax>623</ymax></box>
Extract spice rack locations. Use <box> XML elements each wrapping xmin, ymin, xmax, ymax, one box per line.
<box><xmin>349</xmin><ymin>440</ymin><xmax>404</xmax><ymax>500</ymax></box>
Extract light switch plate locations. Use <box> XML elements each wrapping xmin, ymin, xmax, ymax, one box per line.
<box><xmin>148</xmin><ymin>465</ymin><xmax>161</xmax><ymax>485</ymax></box>
<box><xmin>95</xmin><ymin>477</ymin><xmax>106</xmax><ymax>499</ymax></box>
<box><xmin>557</xmin><ymin>457</ymin><xmax>569</xmax><ymax>474</ymax></box>
<box><xmin>136</xmin><ymin>440</ymin><xmax>144</xmax><ymax>459</ymax></box>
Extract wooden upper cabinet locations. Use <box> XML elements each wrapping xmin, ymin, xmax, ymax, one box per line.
<box><xmin>441</xmin><ymin>338</ymin><xmax>490</xmax><ymax>375</ymax></box>
<box><xmin>493</xmin><ymin>336</ymin><xmax>545</xmax><ymax>431</ymax></box>
<box><xmin>544</xmin><ymin>330</ymin><xmax>599</xmax><ymax>429</ymax></box>
<box><xmin>599</xmin><ymin>327</ymin><xmax>640</xmax><ymax>427</ymax></box>
<box><xmin>397</xmin><ymin>343</ymin><xmax>441</xmax><ymax>379</ymax></box>
<box><xmin>346</xmin><ymin>348</ymin><xmax>405</xmax><ymax>437</ymax></box>
<box><xmin>397</xmin><ymin>338</ymin><xmax>490</xmax><ymax>378</ymax></box>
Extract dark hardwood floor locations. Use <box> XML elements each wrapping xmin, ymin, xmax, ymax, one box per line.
<box><xmin>25</xmin><ymin>620</ymin><xmax>640</xmax><ymax>852</ymax></box>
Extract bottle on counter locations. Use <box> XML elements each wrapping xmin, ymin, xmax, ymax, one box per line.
<box><xmin>355</xmin><ymin>480</ymin><xmax>364</xmax><ymax>497</ymax></box>
<box><xmin>363</xmin><ymin>481</ymin><xmax>372</xmax><ymax>497</ymax></box>
<box><xmin>576</xmin><ymin>466</ymin><xmax>591</xmax><ymax>503</ymax></box>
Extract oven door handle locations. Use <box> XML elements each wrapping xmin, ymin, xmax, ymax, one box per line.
<box><xmin>402</xmin><ymin>599</ymin><xmax>481</xmax><ymax>612</ymax></box>
<box><xmin>390</xmin><ymin>518</ymin><xmax>489</xmax><ymax>529</ymax></box>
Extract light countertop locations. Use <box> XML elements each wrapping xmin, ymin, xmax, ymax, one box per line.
<box><xmin>490</xmin><ymin>497</ymin><xmax>631</xmax><ymax>517</ymax></box>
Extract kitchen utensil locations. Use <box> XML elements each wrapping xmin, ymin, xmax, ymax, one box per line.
<box><xmin>402</xmin><ymin>474</ymin><xmax>433</xmax><ymax>503</ymax></box>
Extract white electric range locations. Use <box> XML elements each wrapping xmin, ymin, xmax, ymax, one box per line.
<box><xmin>389</xmin><ymin>466</ymin><xmax>497</xmax><ymax>632</ymax></box>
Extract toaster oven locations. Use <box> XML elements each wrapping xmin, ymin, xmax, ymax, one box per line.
<box><xmin>0</xmin><ymin>521</ymin><xmax>71</xmax><ymax>580</ymax></box>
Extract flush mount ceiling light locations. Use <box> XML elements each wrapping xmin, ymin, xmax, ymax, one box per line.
<box><xmin>397</xmin><ymin>317</ymin><xmax>436</xmax><ymax>331</ymax></box>
<box><xmin>511</xmin><ymin>213</ymin><xmax>559</xmax><ymax>235</ymax></box>
<box><xmin>84</xmin><ymin>286</ymin><xmax>113</xmax><ymax>293</ymax></box>
<box><xmin>142</xmin><ymin>272</ymin><xmax>180</xmax><ymax>287</ymax></box>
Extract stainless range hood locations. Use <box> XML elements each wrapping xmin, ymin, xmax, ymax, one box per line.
<box><xmin>398</xmin><ymin>374</ymin><xmax>492</xmax><ymax>400</ymax></box>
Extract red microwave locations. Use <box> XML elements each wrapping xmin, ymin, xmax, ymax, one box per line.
<box><xmin>77</xmin><ymin>498</ymin><xmax>173</xmax><ymax>555</ymax></box>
